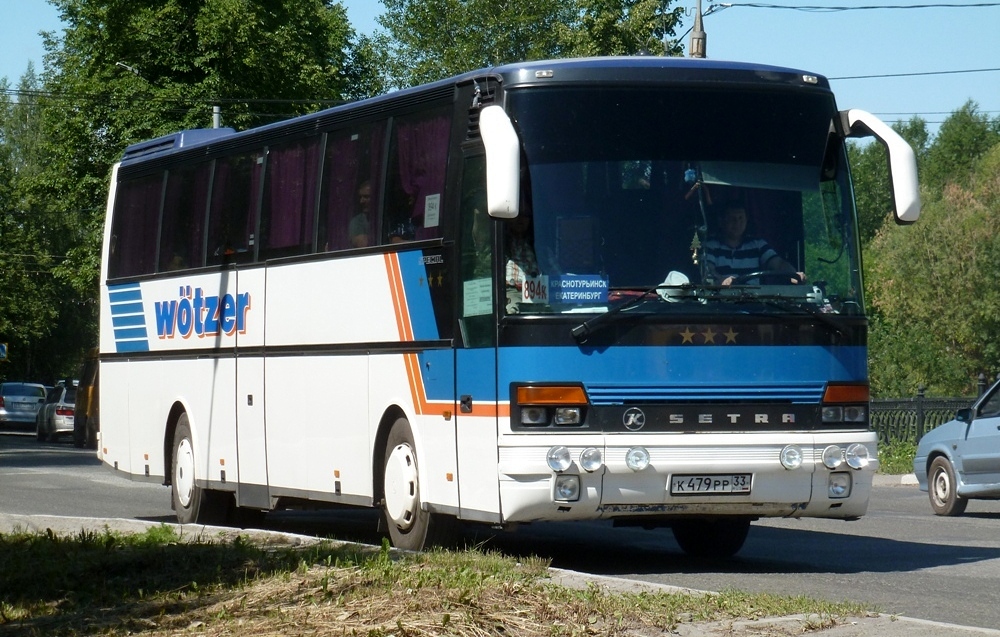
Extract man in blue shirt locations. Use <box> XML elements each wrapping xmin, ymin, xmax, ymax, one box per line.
<box><xmin>703</xmin><ymin>205</ymin><xmax>805</xmax><ymax>286</ymax></box>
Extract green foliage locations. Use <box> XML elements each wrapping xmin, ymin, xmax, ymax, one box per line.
<box><xmin>878</xmin><ymin>439</ymin><xmax>917</xmax><ymax>475</ymax></box>
<box><xmin>866</xmin><ymin>140</ymin><xmax>1000</xmax><ymax>395</ymax></box>
<box><xmin>921</xmin><ymin>101</ymin><xmax>1000</xmax><ymax>194</ymax></box>
<box><xmin>378</xmin><ymin>0</ymin><xmax>683</xmax><ymax>88</ymax></box>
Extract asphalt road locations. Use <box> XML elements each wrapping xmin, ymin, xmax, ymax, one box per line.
<box><xmin>3</xmin><ymin>430</ymin><xmax>1000</xmax><ymax>631</ymax></box>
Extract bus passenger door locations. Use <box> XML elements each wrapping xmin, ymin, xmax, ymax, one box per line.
<box><xmin>235</xmin><ymin>267</ymin><xmax>269</xmax><ymax>509</ymax></box>
<box><xmin>454</xmin><ymin>159</ymin><xmax>501</xmax><ymax>522</ymax></box>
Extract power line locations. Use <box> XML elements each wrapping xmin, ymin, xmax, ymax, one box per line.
<box><xmin>731</xmin><ymin>3</ymin><xmax>1000</xmax><ymax>11</ymax></box>
<box><xmin>831</xmin><ymin>67</ymin><xmax>1000</xmax><ymax>80</ymax></box>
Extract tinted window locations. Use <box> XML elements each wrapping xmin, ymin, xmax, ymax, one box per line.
<box><xmin>207</xmin><ymin>152</ymin><xmax>263</xmax><ymax>264</ymax></box>
<box><xmin>108</xmin><ymin>173</ymin><xmax>164</xmax><ymax>278</ymax></box>
<box><xmin>160</xmin><ymin>161</ymin><xmax>211</xmax><ymax>271</ymax></box>
<box><xmin>383</xmin><ymin>108</ymin><xmax>451</xmax><ymax>244</ymax></box>
<box><xmin>259</xmin><ymin>137</ymin><xmax>322</xmax><ymax>259</ymax></box>
<box><xmin>319</xmin><ymin>122</ymin><xmax>386</xmax><ymax>251</ymax></box>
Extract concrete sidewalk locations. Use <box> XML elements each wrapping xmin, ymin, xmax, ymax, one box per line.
<box><xmin>3</xmin><ymin>510</ymin><xmax>998</xmax><ymax>637</ymax></box>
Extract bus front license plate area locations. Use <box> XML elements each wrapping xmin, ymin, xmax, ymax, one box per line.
<box><xmin>670</xmin><ymin>474</ymin><xmax>752</xmax><ymax>495</ymax></box>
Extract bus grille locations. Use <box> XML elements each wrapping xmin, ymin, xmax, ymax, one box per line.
<box><xmin>586</xmin><ymin>382</ymin><xmax>827</xmax><ymax>405</ymax></box>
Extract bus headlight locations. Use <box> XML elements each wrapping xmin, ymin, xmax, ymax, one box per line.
<box><xmin>546</xmin><ymin>446</ymin><xmax>572</xmax><ymax>472</ymax></box>
<box><xmin>521</xmin><ymin>407</ymin><xmax>549</xmax><ymax>426</ymax></box>
<box><xmin>554</xmin><ymin>475</ymin><xmax>580</xmax><ymax>501</ymax></box>
<box><xmin>625</xmin><ymin>446</ymin><xmax>650</xmax><ymax>471</ymax></box>
<box><xmin>580</xmin><ymin>447</ymin><xmax>603</xmax><ymax>472</ymax></box>
<box><xmin>828</xmin><ymin>472</ymin><xmax>852</xmax><ymax>498</ymax></box>
<box><xmin>780</xmin><ymin>445</ymin><xmax>803</xmax><ymax>470</ymax></box>
<box><xmin>845</xmin><ymin>443</ymin><xmax>870</xmax><ymax>469</ymax></box>
<box><xmin>554</xmin><ymin>407</ymin><xmax>582</xmax><ymax>425</ymax></box>
<box><xmin>822</xmin><ymin>445</ymin><xmax>844</xmax><ymax>469</ymax></box>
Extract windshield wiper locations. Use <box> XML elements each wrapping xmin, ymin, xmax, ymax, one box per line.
<box><xmin>756</xmin><ymin>296</ymin><xmax>848</xmax><ymax>337</ymax></box>
<box><xmin>571</xmin><ymin>285</ymin><xmax>670</xmax><ymax>342</ymax></box>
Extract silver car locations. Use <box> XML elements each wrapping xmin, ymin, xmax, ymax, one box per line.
<box><xmin>914</xmin><ymin>378</ymin><xmax>1000</xmax><ymax>515</ymax></box>
<box><xmin>36</xmin><ymin>383</ymin><xmax>77</xmax><ymax>442</ymax></box>
<box><xmin>0</xmin><ymin>382</ymin><xmax>47</xmax><ymax>426</ymax></box>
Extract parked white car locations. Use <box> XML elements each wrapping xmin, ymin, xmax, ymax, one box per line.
<box><xmin>35</xmin><ymin>383</ymin><xmax>76</xmax><ymax>442</ymax></box>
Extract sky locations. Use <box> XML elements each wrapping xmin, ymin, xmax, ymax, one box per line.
<box><xmin>2</xmin><ymin>1</ymin><xmax>998</xmax><ymax>134</ymax></box>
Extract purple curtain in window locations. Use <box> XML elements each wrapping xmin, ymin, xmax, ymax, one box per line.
<box><xmin>207</xmin><ymin>153</ymin><xmax>262</xmax><ymax>261</ymax></box>
<box><xmin>320</xmin><ymin>125</ymin><xmax>385</xmax><ymax>251</ymax></box>
<box><xmin>263</xmin><ymin>139</ymin><xmax>320</xmax><ymax>254</ymax></box>
<box><xmin>394</xmin><ymin>114</ymin><xmax>449</xmax><ymax>240</ymax></box>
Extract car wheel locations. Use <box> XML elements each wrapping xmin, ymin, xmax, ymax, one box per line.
<box><xmin>381</xmin><ymin>417</ymin><xmax>457</xmax><ymax>550</ymax></box>
<box><xmin>171</xmin><ymin>414</ymin><xmax>231</xmax><ymax>525</ymax></box>
<box><xmin>928</xmin><ymin>456</ymin><xmax>968</xmax><ymax>516</ymax></box>
<box><xmin>672</xmin><ymin>518</ymin><xmax>751</xmax><ymax>558</ymax></box>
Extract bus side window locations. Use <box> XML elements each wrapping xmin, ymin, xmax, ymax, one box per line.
<box><xmin>382</xmin><ymin>107</ymin><xmax>451</xmax><ymax>245</ymax></box>
<box><xmin>108</xmin><ymin>172</ymin><xmax>164</xmax><ymax>278</ymax></box>
<box><xmin>160</xmin><ymin>162</ymin><xmax>211</xmax><ymax>271</ymax></box>
<box><xmin>206</xmin><ymin>152</ymin><xmax>262</xmax><ymax>264</ymax></box>
<box><xmin>318</xmin><ymin>123</ymin><xmax>386</xmax><ymax>252</ymax></box>
<box><xmin>458</xmin><ymin>154</ymin><xmax>494</xmax><ymax>348</ymax></box>
<box><xmin>259</xmin><ymin>137</ymin><xmax>322</xmax><ymax>259</ymax></box>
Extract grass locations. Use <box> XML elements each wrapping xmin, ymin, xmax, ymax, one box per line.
<box><xmin>0</xmin><ymin>525</ymin><xmax>875</xmax><ymax>636</ymax></box>
<box><xmin>878</xmin><ymin>439</ymin><xmax>918</xmax><ymax>475</ymax></box>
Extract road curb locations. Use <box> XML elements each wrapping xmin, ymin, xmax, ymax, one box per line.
<box><xmin>873</xmin><ymin>473</ymin><xmax>918</xmax><ymax>486</ymax></box>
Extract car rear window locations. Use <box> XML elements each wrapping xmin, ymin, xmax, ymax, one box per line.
<box><xmin>1</xmin><ymin>383</ymin><xmax>45</xmax><ymax>397</ymax></box>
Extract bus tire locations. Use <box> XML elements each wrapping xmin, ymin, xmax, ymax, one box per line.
<box><xmin>171</xmin><ymin>414</ymin><xmax>230</xmax><ymax>525</ymax></box>
<box><xmin>381</xmin><ymin>417</ymin><xmax>457</xmax><ymax>550</ymax></box>
<box><xmin>672</xmin><ymin>517</ymin><xmax>751</xmax><ymax>558</ymax></box>
<box><xmin>928</xmin><ymin>456</ymin><xmax>968</xmax><ymax>516</ymax></box>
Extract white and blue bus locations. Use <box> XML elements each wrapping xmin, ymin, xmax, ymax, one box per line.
<box><xmin>99</xmin><ymin>56</ymin><xmax>919</xmax><ymax>556</ymax></box>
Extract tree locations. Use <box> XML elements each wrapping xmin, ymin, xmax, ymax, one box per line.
<box><xmin>0</xmin><ymin>0</ymin><xmax>379</xmax><ymax>380</ymax></box>
<box><xmin>378</xmin><ymin>0</ymin><xmax>683</xmax><ymax>88</ymax></box>
<box><xmin>920</xmin><ymin>101</ymin><xmax>1000</xmax><ymax>194</ymax></box>
<box><xmin>866</xmin><ymin>140</ymin><xmax>1000</xmax><ymax>396</ymax></box>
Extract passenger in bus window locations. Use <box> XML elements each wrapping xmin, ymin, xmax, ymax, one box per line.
<box><xmin>349</xmin><ymin>181</ymin><xmax>372</xmax><ymax>248</ymax></box>
<box><xmin>388</xmin><ymin>219</ymin><xmax>416</xmax><ymax>243</ymax></box>
<box><xmin>703</xmin><ymin>205</ymin><xmax>804</xmax><ymax>286</ymax></box>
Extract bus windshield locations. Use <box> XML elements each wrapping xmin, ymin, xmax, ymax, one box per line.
<box><xmin>504</xmin><ymin>86</ymin><xmax>862</xmax><ymax>317</ymax></box>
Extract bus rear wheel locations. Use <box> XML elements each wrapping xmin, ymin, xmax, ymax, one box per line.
<box><xmin>171</xmin><ymin>414</ymin><xmax>230</xmax><ymax>525</ymax></box>
<box><xmin>672</xmin><ymin>517</ymin><xmax>751</xmax><ymax>558</ymax></box>
<box><xmin>381</xmin><ymin>417</ymin><xmax>457</xmax><ymax>550</ymax></box>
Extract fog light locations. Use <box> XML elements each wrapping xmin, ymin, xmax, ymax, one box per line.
<box><xmin>554</xmin><ymin>407</ymin><xmax>582</xmax><ymax>425</ymax></box>
<box><xmin>580</xmin><ymin>447</ymin><xmax>603</xmax><ymax>472</ymax></box>
<box><xmin>780</xmin><ymin>445</ymin><xmax>803</xmax><ymax>470</ymax></box>
<box><xmin>822</xmin><ymin>445</ymin><xmax>844</xmax><ymax>469</ymax></box>
<box><xmin>625</xmin><ymin>446</ymin><xmax>650</xmax><ymax>471</ymax></box>
<box><xmin>554</xmin><ymin>474</ymin><xmax>580</xmax><ymax>501</ymax></box>
<box><xmin>521</xmin><ymin>407</ymin><xmax>549</xmax><ymax>425</ymax></box>
<box><xmin>828</xmin><ymin>472</ymin><xmax>851</xmax><ymax>498</ymax></box>
<box><xmin>546</xmin><ymin>446</ymin><xmax>572</xmax><ymax>472</ymax></box>
<box><xmin>845</xmin><ymin>443</ymin><xmax>870</xmax><ymax>469</ymax></box>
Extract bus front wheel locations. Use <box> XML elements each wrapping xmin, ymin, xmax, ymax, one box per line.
<box><xmin>672</xmin><ymin>517</ymin><xmax>751</xmax><ymax>558</ymax></box>
<box><xmin>381</xmin><ymin>417</ymin><xmax>456</xmax><ymax>550</ymax></box>
<box><xmin>171</xmin><ymin>414</ymin><xmax>230</xmax><ymax>525</ymax></box>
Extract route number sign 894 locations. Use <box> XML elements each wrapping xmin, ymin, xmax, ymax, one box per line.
<box><xmin>670</xmin><ymin>473</ymin><xmax>752</xmax><ymax>495</ymax></box>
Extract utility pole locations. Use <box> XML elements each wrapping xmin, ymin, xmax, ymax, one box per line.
<box><xmin>689</xmin><ymin>0</ymin><xmax>707</xmax><ymax>59</ymax></box>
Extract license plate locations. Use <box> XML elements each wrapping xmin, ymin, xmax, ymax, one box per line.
<box><xmin>14</xmin><ymin>403</ymin><xmax>33</xmax><ymax>411</ymax></box>
<box><xmin>670</xmin><ymin>474</ymin><xmax>752</xmax><ymax>495</ymax></box>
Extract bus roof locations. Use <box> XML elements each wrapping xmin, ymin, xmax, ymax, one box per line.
<box><xmin>118</xmin><ymin>56</ymin><xmax>831</xmax><ymax>167</ymax></box>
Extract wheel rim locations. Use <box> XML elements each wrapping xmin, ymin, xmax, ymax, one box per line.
<box><xmin>384</xmin><ymin>442</ymin><xmax>419</xmax><ymax>530</ymax></box>
<box><xmin>175</xmin><ymin>437</ymin><xmax>195</xmax><ymax>508</ymax></box>
<box><xmin>932</xmin><ymin>467</ymin><xmax>951</xmax><ymax>505</ymax></box>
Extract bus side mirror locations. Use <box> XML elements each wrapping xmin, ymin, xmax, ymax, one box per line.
<box><xmin>479</xmin><ymin>105</ymin><xmax>520</xmax><ymax>219</ymax></box>
<box><xmin>841</xmin><ymin>109</ymin><xmax>921</xmax><ymax>224</ymax></box>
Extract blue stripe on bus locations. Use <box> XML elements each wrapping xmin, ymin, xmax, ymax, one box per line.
<box><xmin>112</xmin><ymin>314</ymin><xmax>146</xmax><ymax>328</ymax></box>
<box><xmin>398</xmin><ymin>251</ymin><xmax>440</xmax><ymax>341</ymax></box>
<box><xmin>108</xmin><ymin>283</ymin><xmax>150</xmax><ymax>353</ymax></box>
<box><xmin>429</xmin><ymin>345</ymin><xmax>867</xmax><ymax>405</ymax></box>
<box><xmin>115</xmin><ymin>340</ymin><xmax>150</xmax><ymax>353</ymax></box>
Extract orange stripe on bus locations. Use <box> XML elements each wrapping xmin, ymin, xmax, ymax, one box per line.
<box><xmin>383</xmin><ymin>254</ymin><xmax>510</xmax><ymax>420</ymax></box>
